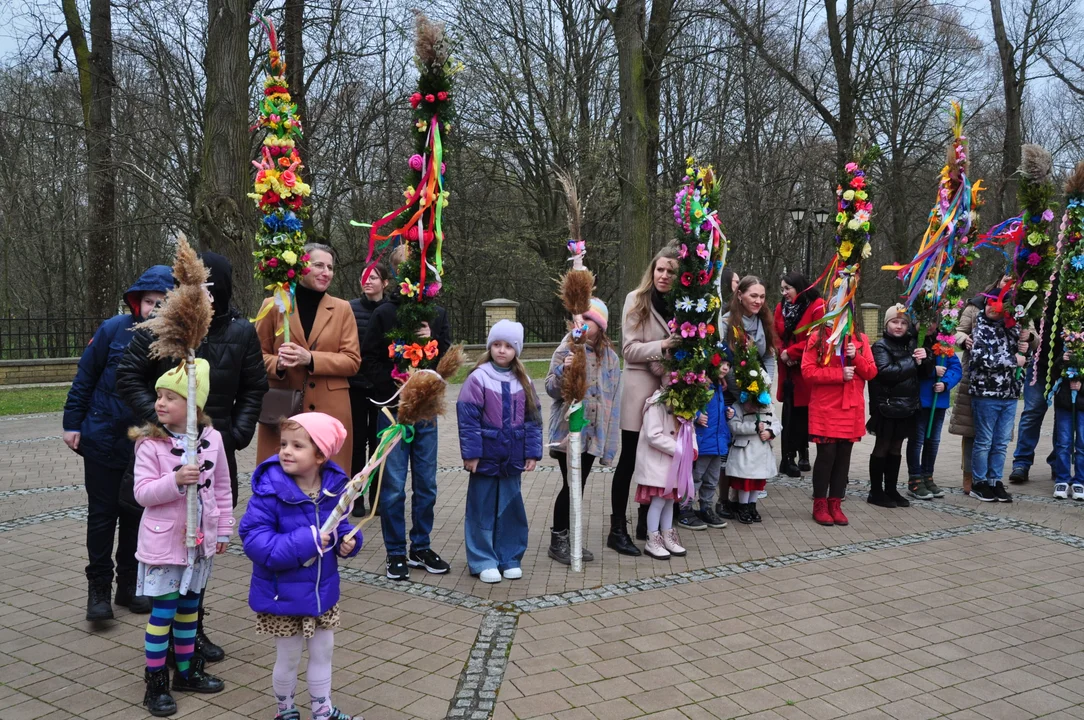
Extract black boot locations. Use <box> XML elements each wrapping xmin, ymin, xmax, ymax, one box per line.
<box><xmin>115</xmin><ymin>572</ymin><xmax>151</xmax><ymax>614</ymax></box>
<box><xmin>798</xmin><ymin>448</ymin><xmax>811</xmax><ymax>473</ymax></box>
<box><xmin>195</xmin><ymin>598</ymin><xmax>225</xmax><ymax>663</ymax></box>
<box><xmin>716</xmin><ymin>499</ymin><xmax>735</xmax><ymax>520</ymax></box>
<box><xmin>86</xmin><ymin>575</ymin><xmax>113</xmax><ymax>621</ymax></box>
<box><xmin>548</xmin><ymin>529</ymin><xmax>571</xmax><ymax>565</ymax></box>
<box><xmin>350</xmin><ymin>496</ymin><xmax>367</xmax><ymax>518</ymax></box>
<box><xmin>144</xmin><ymin>666</ymin><xmax>177</xmax><ymax>716</ymax></box>
<box><xmin>635</xmin><ymin>504</ymin><xmax>648</xmax><ymax>541</ymax></box>
<box><xmin>866</xmin><ymin>456</ymin><xmax>896</xmax><ymax>508</ymax></box>
<box><xmin>749</xmin><ymin>501</ymin><xmax>761</xmax><ymax>523</ymax></box>
<box><xmin>606</xmin><ymin>514</ymin><xmax>642</xmax><ymax>556</ymax></box>
<box><xmin>780</xmin><ymin>456</ymin><xmax>801</xmax><ymax>478</ymax></box>
<box><xmin>172</xmin><ymin>655</ymin><xmax>224</xmax><ymax>693</ymax></box>
<box><xmin>883</xmin><ymin>455</ymin><xmax>910</xmax><ymax>507</ymax></box>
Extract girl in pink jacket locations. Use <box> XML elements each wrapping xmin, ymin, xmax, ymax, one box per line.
<box><xmin>134</xmin><ymin>360</ymin><xmax>234</xmax><ymax>717</ymax></box>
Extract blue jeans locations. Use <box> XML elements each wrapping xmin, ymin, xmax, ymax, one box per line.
<box><xmin>378</xmin><ymin>412</ymin><xmax>438</xmax><ymax>557</ymax></box>
<box><xmin>1012</xmin><ymin>364</ymin><xmax>1050</xmax><ymax>471</ymax></box>
<box><xmin>907</xmin><ymin>407</ymin><xmax>946</xmax><ymax>479</ymax></box>
<box><xmin>971</xmin><ymin>397</ymin><xmax>1018</xmax><ymax>485</ymax></box>
<box><xmin>464</xmin><ymin>473</ymin><xmax>528</xmax><ymax>575</ymax></box>
<box><xmin>1053</xmin><ymin>406</ymin><xmax>1084</xmax><ymax>485</ymax></box>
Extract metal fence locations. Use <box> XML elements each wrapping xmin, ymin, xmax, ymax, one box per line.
<box><xmin>0</xmin><ymin>313</ymin><xmax>107</xmax><ymax>360</ymax></box>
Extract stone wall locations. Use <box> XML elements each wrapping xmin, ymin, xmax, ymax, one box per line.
<box><xmin>0</xmin><ymin>359</ymin><xmax>79</xmax><ymax>386</ymax></box>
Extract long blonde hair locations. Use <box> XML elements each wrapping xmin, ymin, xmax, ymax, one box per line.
<box><xmin>472</xmin><ymin>351</ymin><xmax>541</xmax><ymax>423</ymax></box>
<box><xmin>728</xmin><ymin>275</ymin><xmax>778</xmax><ymax>356</ymax></box>
<box><xmin>627</xmin><ymin>242</ymin><xmax>680</xmax><ymax>331</ymax></box>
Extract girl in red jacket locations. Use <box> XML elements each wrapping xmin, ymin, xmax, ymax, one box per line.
<box><xmin>802</xmin><ymin>325</ymin><xmax>877</xmax><ymax>526</ymax></box>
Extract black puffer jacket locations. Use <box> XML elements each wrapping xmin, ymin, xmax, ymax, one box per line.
<box><xmin>349</xmin><ymin>295</ymin><xmax>389</xmax><ymax>390</ymax></box>
<box><xmin>361</xmin><ymin>301</ymin><xmax>452</xmax><ymax>408</ymax></box>
<box><xmin>868</xmin><ymin>330</ymin><xmax>930</xmax><ymax>419</ymax></box>
<box><xmin>116</xmin><ymin>253</ymin><xmax>269</xmax><ymax>455</ymax></box>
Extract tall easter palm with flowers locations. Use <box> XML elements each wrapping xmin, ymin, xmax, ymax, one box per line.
<box><xmin>1048</xmin><ymin>163</ymin><xmax>1084</xmax><ymax>413</ymax></box>
<box><xmin>883</xmin><ymin>103</ymin><xmax>987</xmax><ymax>436</ymax></box>
<box><xmin>250</xmin><ymin>17</ymin><xmax>313</xmax><ymax>341</ymax></box>
<box><xmin>661</xmin><ymin>158</ymin><xmax>728</xmax><ymax>504</ymax></box>
<box><xmin>802</xmin><ymin>143</ymin><xmax>881</xmax><ymax>361</ymax></box>
<box><xmin>362</xmin><ymin>12</ymin><xmax>460</xmax><ymax>384</ymax></box>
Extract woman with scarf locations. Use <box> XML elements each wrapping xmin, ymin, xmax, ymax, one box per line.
<box><xmin>773</xmin><ymin>272</ymin><xmax>824</xmax><ymax>477</ymax></box>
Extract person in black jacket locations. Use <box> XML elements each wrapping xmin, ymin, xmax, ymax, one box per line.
<box><xmin>867</xmin><ymin>304</ymin><xmax>930</xmax><ymax>508</ymax></box>
<box><xmin>361</xmin><ymin>248</ymin><xmax>453</xmax><ymax>581</ymax></box>
<box><xmin>348</xmin><ymin>262</ymin><xmax>391</xmax><ymax>516</ymax></box>
<box><xmin>116</xmin><ymin>251</ymin><xmax>268</xmax><ymax>661</ymax></box>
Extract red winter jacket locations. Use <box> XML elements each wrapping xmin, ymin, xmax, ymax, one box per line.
<box><xmin>774</xmin><ymin>299</ymin><xmax>826</xmax><ymax>406</ymax></box>
<box><xmin>802</xmin><ymin>331</ymin><xmax>877</xmax><ymax>440</ymax></box>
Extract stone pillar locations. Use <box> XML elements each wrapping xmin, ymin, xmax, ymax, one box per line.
<box><xmin>482</xmin><ymin>298</ymin><xmax>519</xmax><ymax>333</ymax></box>
<box><xmin>860</xmin><ymin>303</ymin><xmax>881</xmax><ymax>335</ymax></box>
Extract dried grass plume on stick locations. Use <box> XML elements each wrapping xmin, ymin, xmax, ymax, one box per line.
<box><xmin>137</xmin><ymin>233</ymin><xmax>211</xmax><ymax>362</ymax></box>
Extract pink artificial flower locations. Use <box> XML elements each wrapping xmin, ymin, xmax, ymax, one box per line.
<box><xmin>680</xmin><ymin>322</ymin><xmax>697</xmax><ymax>338</ymax></box>
<box><xmin>684</xmin><ymin>372</ymin><xmax>698</xmax><ymax>385</ymax></box>
<box><xmin>409</xmin><ymin>92</ymin><xmax>422</xmax><ymax>108</ymax></box>
<box><xmin>268</xmin><ymin>257</ymin><xmax>278</xmax><ymax>267</ymax></box>
<box><xmin>408</xmin><ymin>154</ymin><xmax>424</xmax><ymax>171</ymax></box>
<box><xmin>437</xmin><ymin>91</ymin><xmax>448</xmax><ymax>101</ymax></box>
<box><xmin>679</xmin><ymin>244</ymin><xmax>688</xmax><ymax>259</ymax></box>
<box><xmin>1027</xmin><ymin>252</ymin><xmax>1041</xmax><ymax>266</ymax></box>
<box><xmin>1042</xmin><ymin>209</ymin><xmax>1055</xmax><ymax>222</ymax></box>
<box><xmin>697</xmin><ymin>322</ymin><xmax>708</xmax><ymax>338</ymax></box>
<box><xmin>281</xmin><ymin>171</ymin><xmax>296</xmax><ymax>188</ymax></box>
<box><xmin>696</xmin><ymin>243</ymin><xmax>709</xmax><ymax>260</ymax></box>
<box><xmin>287</xmin><ymin>269</ymin><xmax>295</xmax><ymax>279</ymax></box>
<box><xmin>845</xmin><ymin>162</ymin><xmax>859</xmax><ymax>173</ymax></box>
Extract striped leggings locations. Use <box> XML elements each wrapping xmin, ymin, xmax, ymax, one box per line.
<box><xmin>145</xmin><ymin>591</ymin><xmax>201</xmax><ymax>677</ymax></box>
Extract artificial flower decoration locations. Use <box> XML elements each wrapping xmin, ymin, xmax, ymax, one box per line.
<box><xmin>1010</xmin><ymin>143</ymin><xmax>1058</xmax><ymax>328</ymax></box>
<box><xmin>251</xmin><ymin>16</ymin><xmax>313</xmax><ymax>341</ymax></box>
<box><xmin>361</xmin><ymin>12</ymin><xmax>459</xmax><ymax>380</ymax></box>
<box><xmin>662</xmin><ymin>157</ymin><xmax>728</xmax><ymax>421</ymax></box>
<box><xmin>1051</xmin><ymin>161</ymin><xmax>1084</xmax><ymax>398</ymax></box>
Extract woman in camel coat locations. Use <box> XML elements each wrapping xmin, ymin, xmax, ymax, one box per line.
<box><xmin>255</xmin><ymin>244</ymin><xmax>361</xmax><ymax>474</ymax></box>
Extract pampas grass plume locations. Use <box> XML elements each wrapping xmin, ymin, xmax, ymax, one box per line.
<box><xmin>137</xmin><ymin>233</ymin><xmax>211</xmax><ymax>361</ymax></box>
<box><xmin>1066</xmin><ymin>160</ymin><xmax>1084</xmax><ymax>199</ymax></box>
<box><xmin>561</xmin><ymin>343</ymin><xmax>587</xmax><ymax>404</ymax></box>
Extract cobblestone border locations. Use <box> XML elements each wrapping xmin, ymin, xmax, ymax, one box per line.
<box><xmin>448</xmin><ymin>608</ymin><xmax>518</xmax><ymax>720</ymax></box>
<box><xmin>0</xmin><ymin>506</ymin><xmax>87</xmax><ymax>532</ymax></box>
<box><xmin>0</xmin><ymin>435</ymin><xmax>61</xmax><ymax>445</ymax></box>
<box><xmin>0</xmin><ymin>484</ymin><xmax>82</xmax><ymax>499</ymax></box>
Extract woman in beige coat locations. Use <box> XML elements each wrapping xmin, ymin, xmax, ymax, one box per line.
<box><xmin>255</xmin><ymin>244</ymin><xmax>361</xmax><ymax>474</ymax></box>
<box><xmin>606</xmin><ymin>243</ymin><xmax>680</xmax><ymax>556</ymax></box>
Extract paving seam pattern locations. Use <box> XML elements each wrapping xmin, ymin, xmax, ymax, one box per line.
<box><xmin>448</xmin><ymin>607</ymin><xmax>519</xmax><ymax>720</ymax></box>
<box><xmin>0</xmin><ymin>484</ymin><xmax>82</xmax><ymax>498</ymax></box>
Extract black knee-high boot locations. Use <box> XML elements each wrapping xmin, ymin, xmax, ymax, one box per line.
<box><xmin>867</xmin><ymin>456</ymin><xmax>895</xmax><ymax>508</ymax></box>
<box><xmin>883</xmin><ymin>455</ymin><xmax>910</xmax><ymax>507</ymax></box>
<box><xmin>194</xmin><ymin>594</ymin><xmax>225</xmax><ymax>662</ymax></box>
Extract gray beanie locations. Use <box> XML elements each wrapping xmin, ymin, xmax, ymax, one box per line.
<box><xmin>487</xmin><ymin>319</ymin><xmax>524</xmax><ymax>357</ymax></box>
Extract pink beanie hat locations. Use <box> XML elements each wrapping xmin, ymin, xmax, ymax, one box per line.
<box><xmin>583</xmin><ymin>297</ymin><xmax>608</xmax><ymax>332</ymax></box>
<box><xmin>290</xmin><ymin>412</ymin><xmax>347</xmax><ymax>460</ymax></box>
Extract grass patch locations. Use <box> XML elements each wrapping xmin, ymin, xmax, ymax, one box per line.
<box><xmin>448</xmin><ymin>359</ymin><xmax>550</xmax><ymax>385</ymax></box>
<box><xmin>0</xmin><ymin>385</ymin><xmax>70</xmax><ymax>415</ymax></box>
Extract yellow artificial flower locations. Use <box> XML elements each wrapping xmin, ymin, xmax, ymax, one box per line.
<box><xmin>839</xmin><ymin>241</ymin><xmax>854</xmax><ymax>259</ymax></box>
<box><xmin>848</xmin><ymin>218</ymin><xmax>862</xmax><ymax>231</ymax></box>
<box><xmin>439</xmin><ymin>190</ymin><xmax>450</xmax><ymax>208</ymax></box>
<box><xmin>1027</xmin><ymin>231</ymin><xmax>1044</xmax><ymax>247</ymax></box>
<box><xmin>748</xmin><ymin>381</ymin><xmax>759</xmax><ymax>392</ymax></box>
<box><xmin>957</xmin><ymin>278</ymin><xmax>968</xmax><ymax>290</ymax></box>
<box><xmin>416</xmin><ymin>119</ymin><xmax>428</xmax><ymax>132</ymax></box>
<box><xmin>856</xmin><ymin>190</ymin><xmax>868</xmax><ymax>200</ymax></box>
<box><xmin>282</xmin><ymin>250</ymin><xmax>298</xmax><ymax>265</ymax></box>
<box><xmin>404</xmin><ymin>185</ymin><xmax>415</xmax><ymax>200</ymax></box>
<box><xmin>843</xmin><ymin>190</ymin><xmax>855</xmax><ymax>201</ymax></box>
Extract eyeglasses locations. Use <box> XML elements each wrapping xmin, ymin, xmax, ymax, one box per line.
<box><xmin>311</xmin><ymin>262</ymin><xmax>334</xmax><ymax>273</ymax></box>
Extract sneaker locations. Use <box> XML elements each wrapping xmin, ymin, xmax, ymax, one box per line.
<box><xmin>677</xmin><ymin>510</ymin><xmax>707</xmax><ymax>531</ymax></box>
<box><xmin>502</xmin><ymin>567</ymin><xmax>522</xmax><ymax>580</ymax></box>
<box><xmin>479</xmin><ymin>568</ymin><xmax>501</xmax><ymax>583</ymax></box>
<box><xmin>1008</xmin><ymin>467</ymin><xmax>1029</xmax><ymax>484</ymax></box>
<box><xmin>1073</xmin><ymin>484</ymin><xmax>1084</xmax><ymax>501</ymax></box>
<box><xmin>924</xmin><ymin>476</ymin><xmax>945</xmax><ymax>498</ymax></box>
<box><xmin>386</xmin><ymin>555</ymin><xmax>410</xmax><ymax>581</ymax></box>
<box><xmin>970</xmin><ymin>484</ymin><xmax>996</xmax><ymax>502</ymax></box>
<box><xmin>908</xmin><ymin>478</ymin><xmax>934</xmax><ymax>500</ymax></box>
<box><xmin>696</xmin><ymin>507</ymin><xmax>727</xmax><ymax>529</ymax></box>
<box><xmin>1054</xmin><ymin>483</ymin><xmax>1070</xmax><ymax>499</ymax></box>
<box><xmin>757</xmin><ymin>489</ymin><xmax>768</xmax><ymax>500</ymax></box>
<box><xmin>407</xmin><ymin>548</ymin><xmax>450</xmax><ymax>574</ymax></box>
<box><xmin>274</xmin><ymin>711</ymin><xmax>301</xmax><ymax>720</ymax></box>
<box><xmin>993</xmin><ymin>482</ymin><xmax>1013</xmax><ymax>503</ymax></box>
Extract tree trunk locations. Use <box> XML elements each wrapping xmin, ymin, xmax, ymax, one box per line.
<box><xmin>281</xmin><ymin>0</ymin><xmax>309</xmax><ymax>185</ymax></box>
<box><xmin>990</xmin><ymin>0</ymin><xmax>1022</xmax><ymax>220</ymax></box>
<box><xmin>824</xmin><ymin>0</ymin><xmax>856</xmax><ymax>168</ymax></box>
<box><xmin>63</xmin><ymin>0</ymin><xmax>116</xmax><ymax>318</ymax></box>
<box><xmin>611</xmin><ymin>0</ymin><xmax>656</xmax><ymax>303</ymax></box>
<box><xmin>198</xmin><ymin>0</ymin><xmax>255</xmax><ymax>311</ymax></box>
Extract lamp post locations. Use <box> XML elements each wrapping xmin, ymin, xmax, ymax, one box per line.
<box><xmin>789</xmin><ymin>206</ymin><xmax>831</xmax><ymax>278</ymax></box>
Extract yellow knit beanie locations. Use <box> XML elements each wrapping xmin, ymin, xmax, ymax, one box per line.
<box><xmin>154</xmin><ymin>359</ymin><xmax>211</xmax><ymax>410</ymax></box>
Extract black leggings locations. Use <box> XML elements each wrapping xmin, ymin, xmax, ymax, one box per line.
<box><xmin>610</xmin><ymin>430</ymin><xmax>640</xmax><ymax>517</ymax></box>
<box><xmin>871</xmin><ymin>416</ymin><xmax>910</xmax><ymax>458</ymax></box>
<box><xmin>813</xmin><ymin>441</ymin><xmax>853</xmax><ymax>499</ymax></box>
<box><xmin>782</xmin><ymin>402</ymin><xmax>810</xmax><ymax>459</ymax></box>
<box><xmin>552</xmin><ymin>452</ymin><xmax>596</xmax><ymax>532</ymax></box>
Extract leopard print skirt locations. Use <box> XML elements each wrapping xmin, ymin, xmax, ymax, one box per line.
<box><xmin>256</xmin><ymin>604</ymin><xmax>341</xmax><ymax>638</ymax></box>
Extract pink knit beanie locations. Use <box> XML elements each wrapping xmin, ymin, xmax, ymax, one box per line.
<box><xmin>290</xmin><ymin>412</ymin><xmax>347</xmax><ymax>460</ymax></box>
<box><xmin>583</xmin><ymin>297</ymin><xmax>608</xmax><ymax>332</ymax></box>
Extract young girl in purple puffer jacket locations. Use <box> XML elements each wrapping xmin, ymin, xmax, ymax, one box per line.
<box><xmin>239</xmin><ymin>413</ymin><xmax>362</xmax><ymax>720</ymax></box>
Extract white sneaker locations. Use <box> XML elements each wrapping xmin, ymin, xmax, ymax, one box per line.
<box><xmin>757</xmin><ymin>489</ymin><xmax>768</xmax><ymax>499</ymax></box>
<box><xmin>502</xmin><ymin>567</ymin><xmax>522</xmax><ymax>580</ymax></box>
<box><xmin>1054</xmin><ymin>483</ymin><xmax>1070</xmax><ymax>499</ymax></box>
<box><xmin>1073</xmin><ymin>484</ymin><xmax>1084</xmax><ymax>501</ymax></box>
<box><xmin>661</xmin><ymin>528</ymin><xmax>687</xmax><ymax>557</ymax></box>
<box><xmin>479</xmin><ymin>568</ymin><xmax>502</xmax><ymax>583</ymax></box>
<box><xmin>643</xmin><ymin>531</ymin><xmax>670</xmax><ymax>559</ymax></box>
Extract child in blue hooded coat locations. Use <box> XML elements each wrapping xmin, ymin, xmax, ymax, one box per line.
<box><xmin>240</xmin><ymin>413</ymin><xmax>362</xmax><ymax>720</ymax></box>
<box><xmin>687</xmin><ymin>359</ymin><xmax>733</xmax><ymax>529</ymax></box>
<box><xmin>906</xmin><ymin>343</ymin><xmax>962</xmax><ymax>501</ymax></box>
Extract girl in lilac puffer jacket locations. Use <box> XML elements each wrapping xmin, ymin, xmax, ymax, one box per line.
<box><xmin>239</xmin><ymin>413</ymin><xmax>361</xmax><ymax>720</ymax></box>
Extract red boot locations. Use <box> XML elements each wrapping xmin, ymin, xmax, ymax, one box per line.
<box><xmin>827</xmin><ymin>497</ymin><xmax>848</xmax><ymax>526</ymax></box>
<box><xmin>812</xmin><ymin>498</ymin><xmax>834</xmax><ymax>526</ymax></box>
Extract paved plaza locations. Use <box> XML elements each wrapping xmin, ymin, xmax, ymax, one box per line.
<box><xmin>2</xmin><ymin>386</ymin><xmax>1084</xmax><ymax>719</ymax></box>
